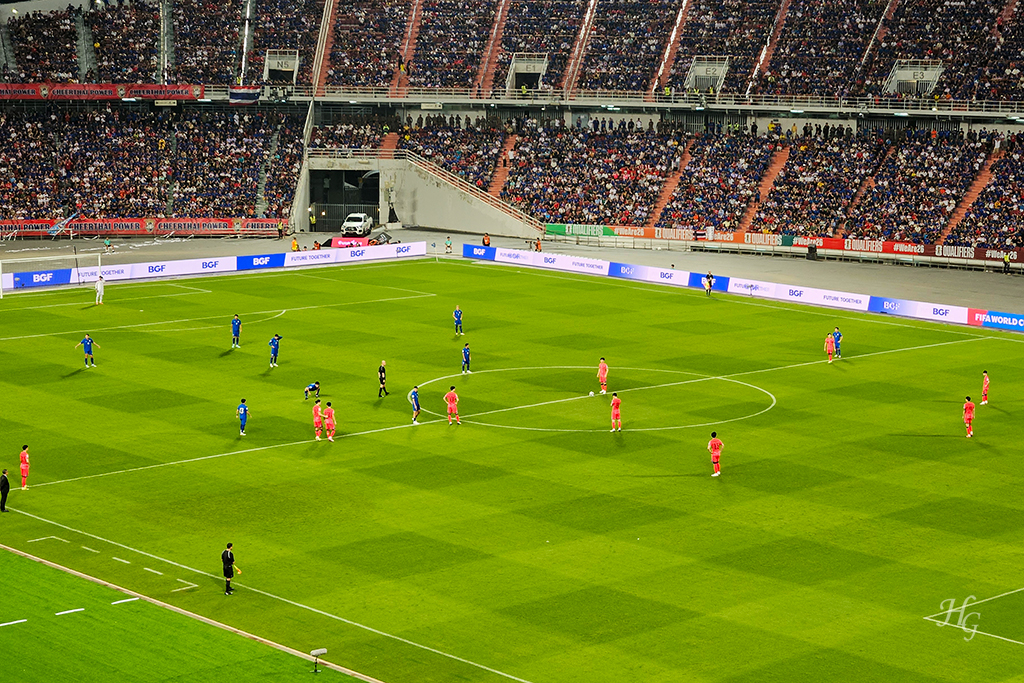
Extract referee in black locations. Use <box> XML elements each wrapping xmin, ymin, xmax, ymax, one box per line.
<box><xmin>222</xmin><ymin>542</ymin><xmax>240</xmax><ymax>595</ymax></box>
<box><xmin>378</xmin><ymin>360</ymin><xmax>389</xmax><ymax>397</ymax></box>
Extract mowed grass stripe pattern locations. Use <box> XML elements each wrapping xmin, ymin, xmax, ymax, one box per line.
<box><xmin>1</xmin><ymin>259</ymin><xmax>1023</xmax><ymax>683</ymax></box>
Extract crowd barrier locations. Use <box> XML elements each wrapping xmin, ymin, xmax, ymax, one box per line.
<box><xmin>463</xmin><ymin>244</ymin><xmax>1024</xmax><ymax>333</ymax></box>
<box><xmin>0</xmin><ymin>242</ymin><xmax>427</xmax><ymax>291</ymax></box>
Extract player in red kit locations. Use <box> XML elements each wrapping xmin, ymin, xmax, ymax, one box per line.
<box><xmin>597</xmin><ymin>358</ymin><xmax>608</xmax><ymax>395</ymax></box>
<box><xmin>323</xmin><ymin>401</ymin><xmax>336</xmax><ymax>442</ymax></box>
<box><xmin>708</xmin><ymin>432</ymin><xmax>723</xmax><ymax>477</ymax></box>
<box><xmin>963</xmin><ymin>396</ymin><xmax>975</xmax><ymax>438</ymax></box>
<box><xmin>610</xmin><ymin>393</ymin><xmax>621</xmax><ymax>432</ymax></box>
<box><xmin>444</xmin><ymin>386</ymin><xmax>461</xmax><ymax>425</ymax></box>
<box><xmin>19</xmin><ymin>445</ymin><xmax>29</xmax><ymax>490</ymax></box>
<box><xmin>981</xmin><ymin>371</ymin><xmax>989</xmax><ymax>405</ymax></box>
<box><xmin>312</xmin><ymin>399</ymin><xmax>323</xmax><ymax>441</ymax></box>
<box><xmin>824</xmin><ymin>333</ymin><xmax>835</xmax><ymax>363</ymax></box>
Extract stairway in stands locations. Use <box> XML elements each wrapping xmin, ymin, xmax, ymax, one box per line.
<box><xmin>838</xmin><ymin>144</ymin><xmax>895</xmax><ymax>235</ymax></box>
<box><xmin>938</xmin><ymin>150</ymin><xmax>999</xmax><ymax>244</ymax></box>
<box><xmin>487</xmin><ymin>135</ymin><xmax>518</xmax><ymax>196</ymax></box>
<box><xmin>748</xmin><ymin>0</ymin><xmax>791</xmax><ymax>88</ymax></box>
<box><xmin>314</xmin><ymin>0</ymin><xmax>339</xmax><ymax>93</ymax></box>
<box><xmin>646</xmin><ymin>139</ymin><xmax>694</xmax><ymax>227</ymax></box>
<box><xmin>391</xmin><ymin>0</ymin><xmax>425</xmax><ymax>96</ymax></box>
<box><xmin>381</xmin><ymin>132</ymin><xmax>400</xmax><ymax>153</ymax></box>
<box><xmin>561</xmin><ymin>0</ymin><xmax>599</xmax><ymax>94</ymax></box>
<box><xmin>737</xmin><ymin>144</ymin><xmax>790</xmax><ymax>233</ymax></box>
<box><xmin>649</xmin><ymin>0</ymin><xmax>691</xmax><ymax>97</ymax></box>
<box><xmin>996</xmin><ymin>0</ymin><xmax>1019</xmax><ymax>33</ymax></box>
<box><xmin>475</xmin><ymin>0</ymin><xmax>512</xmax><ymax>96</ymax></box>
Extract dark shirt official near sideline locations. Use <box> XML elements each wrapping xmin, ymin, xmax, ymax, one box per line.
<box><xmin>0</xmin><ymin>469</ymin><xmax>9</xmax><ymax>512</ymax></box>
<box><xmin>222</xmin><ymin>542</ymin><xmax>240</xmax><ymax>595</ymax></box>
<box><xmin>378</xmin><ymin>360</ymin><xmax>389</xmax><ymax>397</ymax></box>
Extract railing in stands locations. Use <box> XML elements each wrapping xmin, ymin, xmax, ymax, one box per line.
<box><xmin>305</xmin><ymin>148</ymin><xmax>544</xmax><ymax>233</ymax></box>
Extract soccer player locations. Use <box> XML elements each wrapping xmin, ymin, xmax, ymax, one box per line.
<box><xmin>222</xmin><ymin>542</ymin><xmax>240</xmax><ymax>595</ymax></box>
<box><xmin>323</xmin><ymin>401</ymin><xmax>336</xmax><ymax>442</ymax></box>
<box><xmin>981</xmin><ymin>370</ymin><xmax>989</xmax><ymax>405</ymax></box>
<box><xmin>410</xmin><ymin>385</ymin><xmax>421</xmax><ymax>424</ymax></box>
<box><xmin>75</xmin><ymin>334</ymin><xmax>100</xmax><ymax>368</ymax></box>
<box><xmin>378</xmin><ymin>360</ymin><xmax>389</xmax><ymax>397</ymax></box>
<box><xmin>19</xmin><ymin>445</ymin><xmax>30</xmax><ymax>490</ymax></box>
<box><xmin>231</xmin><ymin>314</ymin><xmax>242</xmax><ymax>348</ymax></box>
<box><xmin>708</xmin><ymin>431</ymin><xmax>723</xmax><ymax>477</ymax></box>
<box><xmin>597</xmin><ymin>358</ymin><xmax>608</xmax><ymax>394</ymax></box>
<box><xmin>236</xmin><ymin>399</ymin><xmax>249</xmax><ymax>436</ymax></box>
<box><xmin>268</xmin><ymin>334</ymin><xmax>282</xmax><ymax>367</ymax></box>
<box><xmin>444</xmin><ymin>385</ymin><xmax>461</xmax><ymax>425</ymax></box>
<box><xmin>304</xmin><ymin>381</ymin><xmax>320</xmax><ymax>399</ymax></box>
<box><xmin>963</xmin><ymin>396</ymin><xmax>975</xmax><ymax>438</ymax></box>
<box><xmin>95</xmin><ymin>276</ymin><xmax>104</xmax><ymax>305</ymax></box>
<box><xmin>824</xmin><ymin>333</ymin><xmax>836</xmax><ymax>364</ymax></box>
<box><xmin>312</xmin><ymin>399</ymin><xmax>323</xmax><ymax>441</ymax></box>
<box><xmin>610</xmin><ymin>393</ymin><xmax>622</xmax><ymax>432</ymax></box>
<box><xmin>832</xmin><ymin>327</ymin><xmax>843</xmax><ymax>359</ymax></box>
<box><xmin>462</xmin><ymin>344</ymin><xmax>472</xmax><ymax>374</ymax></box>
<box><xmin>453</xmin><ymin>305</ymin><xmax>464</xmax><ymax>335</ymax></box>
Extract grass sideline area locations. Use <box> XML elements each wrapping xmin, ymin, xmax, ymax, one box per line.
<box><xmin>0</xmin><ymin>549</ymin><xmax>348</xmax><ymax>681</ymax></box>
<box><xmin>1</xmin><ymin>257</ymin><xmax>1023</xmax><ymax>682</ymax></box>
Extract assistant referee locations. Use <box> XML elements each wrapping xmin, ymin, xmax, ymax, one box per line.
<box><xmin>222</xmin><ymin>542</ymin><xmax>240</xmax><ymax>595</ymax></box>
<box><xmin>378</xmin><ymin>360</ymin><xmax>389</xmax><ymax>397</ymax></box>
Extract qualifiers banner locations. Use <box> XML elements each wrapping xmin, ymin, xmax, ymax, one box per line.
<box><xmin>0</xmin><ymin>83</ymin><xmax>203</xmax><ymax>100</ymax></box>
<box><xmin>968</xmin><ymin>309</ymin><xmax>1024</xmax><ymax>331</ymax></box>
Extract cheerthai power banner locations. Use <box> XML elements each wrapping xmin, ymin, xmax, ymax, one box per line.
<box><xmin>0</xmin><ymin>83</ymin><xmax>204</xmax><ymax>100</ymax></box>
<box><xmin>0</xmin><ymin>218</ymin><xmax>280</xmax><ymax>237</ymax></box>
<box><xmin>464</xmin><ymin>244</ymin><xmax>1024</xmax><ymax>332</ymax></box>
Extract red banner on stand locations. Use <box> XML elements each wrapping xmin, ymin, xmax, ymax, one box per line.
<box><xmin>0</xmin><ymin>83</ymin><xmax>204</xmax><ymax>100</ymax></box>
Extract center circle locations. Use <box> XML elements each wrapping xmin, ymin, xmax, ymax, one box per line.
<box><xmin>416</xmin><ymin>366</ymin><xmax>776</xmax><ymax>433</ymax></box>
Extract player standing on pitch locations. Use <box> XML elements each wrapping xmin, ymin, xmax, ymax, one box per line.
<box><xmin>963</xmin><ymin>396</ymin><xmax>975</xmax><ymax>438</ymax></box>
<box><xmin>445</xmin><ymin>386</ymin><xmax>461</xmax><ymax>425</ymax></box>
<box><xmin>824</xmin><ymin>333</ymin><xmax>836</xmax><ymax>364</ymax></box>
<box><xmin>708</xmin><ymin>432</ymin><xmax>723</xmax><ymax>477</ymax></box>
<box><xmin>236</xmin><ymin>399</ymin><xmax>249</xmax><ymax>436</ymax></box>
<box><xmin>75</xmin><ymin>334</ymin><xmax>100</xmax><ymax>368</ymax></box>
<box><xmin>19</xmin><ymin>445</ymin><xmax>30</xmax><ymax>490</ymax></box>
<box><xmin>453</xmin><ymin>305</ymin><xmax>464</xmax><ymax>335</ymax></box>
<box><xmin>981</xmin><ymin>371</ymin><xmax>989</xmax><ymax>405</ymax></box>
<box><xmin>268</xmin><ymin>334</ymin><xmax>282</xmax><ymax>367</ymax></box>
<box><xmin>410</xmin><ymin>385</ymin><xmax>421</xmax><ymax>425</ymax></box>
<box><xmin>597</xmin><ymin>358</ymin><xmax>608</xmax><ymax>395</ymax></box>
<box><xmin>832</xmin><ymin>327</ymin><xmax>843</xmax><ymax>359</ymax></box>
<box><xmin>231</xmin><ymin>314</ymin><xmax>242</xmax><ymax>348</ymax></box>
<box><xmin>312</xmin><ymin>399</ymin><xmax>323</xmax><ymax>441</ymax></box>
<box><xmin>462</xmin><ymin>344</ymin><xmax>472</xmax><ymax>374</ymax></box>
<box><xmin>323</xmin><ymin>402</ymin><xmax>336</xmax><ymax>442</ymax></box>
<box><xmin>610</xmin><ymin>393</ymin><xmax>622</xmax><ymax>432</ymax></box>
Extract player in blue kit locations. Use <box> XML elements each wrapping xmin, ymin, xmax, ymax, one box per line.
<box><xmin>832</xmin><ymin>327</ymin><xmax>843</xmax><ymax>359</ymax></box>
<box><xmin>75</xmin><ymin>334</ymin><xmax>100</xmax><ymax>367</ymax></box>
<box><xmin>231</xmin><ymin>315</ymin><xmax>242</xmax><ymax>348</ymax></box>
<box><xmin>453</xmin><ymin>305</ymin><xmax>463</xmax><ymax>335</ymax></box>
<box><xmin>236</xmin><ymin>399</ymin><xmax>249</xmax><ymax>436</ymax></box>
<box><xmin>410</xmin><ymin>385</ymin><xmax>421</xmax><ymax>424</ymax></box>
<box><xmin>304</xmin><ymin>381</ymin><xmax>320</xmax><ymax>399</ymax></box>
<box><xmin>268</xmin><ymin>334</ymin><xmax>282</xmax><ymax>367</ymax></box>
<box><xmin>462</xmin><ymin>343</ymin><xmax>472</xmax><ymax>374</ymax></box>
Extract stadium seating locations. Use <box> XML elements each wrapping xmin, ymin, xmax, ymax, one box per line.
<box><xmin>247</xmin><ymin>0</ymin><xmax>321</xmax><ymax>85</ymax></box>
<box><xmin>492</xmin><ymin>0</ymin><xmax>587</xmax><ymax>90</ymax></box>
<box><xmin>657</xmin><ymin>132</ymin><xmax>776</xmax><ymax>231</ymax></box>
<box><xmin>171</xmin><ymin>0</ymin><xmax>241</xmax><ymax>84</ymax></box>
<box><xmin>501</xmin><ymin>123</ymin><xmax>682</xmax><ymax>225</ymax></box>
<box><xmin>947</xmin><ymin>138</ymin><xmax>1024</xmax><ymax>249</ymax></box>
<box><xmin>325</xmin><ymin>0</ymin><xmax>406</xmax><ymax>87</ymax></box>
<box><xmin>262</xmin><ymin>117</ymin><xmax>306</xmax><ymax>218</ymax></box>
<box><xmin>88</xmin><ymin>3</ymin><xmax>161</xmax><ymax>84</ymax></box>
<box><xmin>7</xmin><ymin>9</ymin><xmax>80</xmax><ymax>82</ymax></box>
<box><xmin>397</xmin><ymin>118</ymin><xmax>506</xmax><ymax>187</ymax></box>
<box><xmin>407</xmin><ymin>0</ymin><xmax>496</xmax><ymax>88</ymax></box>
<box><xmin>0</xmin><ymin>108</ymin><xmax>65</xmax><ymax>220</ymax></box>
<box><xmin>308</xmin><ymin>120</ymin><xmax>388</xmax><ymax>150</ymax></box>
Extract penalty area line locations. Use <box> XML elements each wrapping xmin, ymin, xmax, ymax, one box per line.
<box><xmin>0</xmin><ymin>543</ymin><xmax>389</xmax><ymax>683</ymax></box>
<box><xmin>0</xmin><ymin>532</ymin><xmax>533</xmax><ymax>683</ymax></box>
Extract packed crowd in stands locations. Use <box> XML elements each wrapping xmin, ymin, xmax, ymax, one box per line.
<box><xmin>261</xmin><ymin>116</ymin><xmax>305</xmax><ymax>218</ymax></box>
<box><xmin>171</xmin><ymin>0</ymin><xmax>241</xmax><ymax>84</ymax></box>
<box><xmin>247</xmin><ymin>0</ymin><xmax>321</xmax><ymax>85</ymax></box>
<box><xmin>0</xmin><ymin>109</ymin><xmax>65</xmax><ymax>220</ymax></box>
<box><xmin>408</xmin><ymin>0</ymin><xmax>496</xmax><ymax>88</ymax></box>
<box><xmin>753</xmin><ymin>125</ymin><xmax>882</xmax><ymax>236</ymax></box>
<box><xmin>669</xmin><ymin>0</ymin><xmax>779</xmax><ymax>93</ymax></box>
<box><xmin>397</xmin><ymin>116</ymin><xmax>506</xmax><ymax>187</ymax></box>
<box><xmin>846</xmin><ymin>129</ymin><xmax>987</xmax><ymax>243</ymax></box>
<box><xmin>858</xmin><ymin>0</ymin><xmax>1002</xmax><ymax>100</ymax></box>
<box><xmin>493</xmin><ymin>0</ymin><xmax>587</xmax><ymax>90</ymax></box>
<box><xmin>656</xmin><ymin>129</ymin><xmax>776</xmax><ymax>231</ymax></box>
<box><xmin>981</xmin><ymin>15</ymin><xmax>1024</xmax><ymax>100</ymax></box>
<box><xmin>7</xmin><ymin>8</ymin><xmax>81</xmax><ymax>82</ymax></box>
<box><xmin>308</xmin><ymin>118</ymin><xmax>389</xmax><ymax>150</ymax></box>
<box><xmin>88</xmin><ymin>2</ymin><xmax>160</xmax><ymax>83</ymax></box>
<box><xmin>947</xmin><ymin>132</ymin><xmax>1024</xmax><ymax>248</ymax></box>
<box><xmin>756</xmin><ymin>0</ymin><xmax>883</xmax><ymax>97</ymax></box>
<box><xmin>502</xmin><ymin>119</ymin><xmax>682</xmax><ymax>225</ymax></box>
<box><xmin>576</xmin><ymin>0</ymin><xmax>682</xmax><ymax>92</ymax></box>
<box><xmin>326</xmin><ymin>0</ymin><xmax>407</xmax><ymax>87</ymax></box>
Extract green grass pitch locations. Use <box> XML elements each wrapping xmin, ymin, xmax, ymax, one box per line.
<box><xmin>1</xmin><ymin>257</ymin><xmax>1023</xmax><ymax>683</ymax></box>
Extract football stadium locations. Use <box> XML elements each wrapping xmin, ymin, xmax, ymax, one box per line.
<box><xmin>1</xmin><ymin>0</ymin><xmax>1024</xmax><ymax>680</ymax></box>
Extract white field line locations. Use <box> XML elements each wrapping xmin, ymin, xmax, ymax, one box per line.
<box><xmin>55</xmin><ymin>608</ymin><xmax>85</xmax><ymax>616</ymax></box>
<box><xmin>1</xmin><ymin>532</ymin><xmax>531</xmax><ymax>683</ymax></box>
<box><xmin>0</xmin><ymin>619</ymin><xmax>27</xmax><ymax>627</ymax></box>
<box><xmin>112</xmin><ymin>557</ymin><xmax>131</xmax><ymax>564</ymax></box>
<box><xmin>0</xmin><ymin>543</ymin><xmax>389</xmax><ymax>683</ymax></box>
<box><xmin>923</xmin><ymin>616</ymin><xmax>1024</xmax><ymax>646</ymax></box>
<box><xmin>27</xmin><ymin>536</ymin><xmax>68</xmax><ymax>543</ymax></box>
<box><xmin>2</xmin><ymin>283</ymin><xmax>213</xmax><ymax>311</ymax></box>
<box><xmin>924</xmin><ymin>586</ymin><xmax>1024</xmax><ymax>617</ymax></box>
<box><xmin>0</xmin><ymin>292</ymin><xmax>435</xmax><ymax>343</ymax></box>
<box><xmin>171</xmin><ymin>579</ymin><xmax>198</xmax><ymax>592</ymax></box>
<box><xmin>81</xmin><ymin>546</ymin><xmax>99</xmax><ymax>553</ymax></box>
<box><xmin>155</xmin><ymin>309</ymin><xmax>287</xmax><ymax>333</ymax></box>
<box><xmin>112</xmin><ymin>597</ymin><xmax>139</xmax><ymax>605</ymax></box>
<box><xmin>143</xmin><ymin>567</ymin><xmax>163</xmax><ymax>575</ymax></box>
